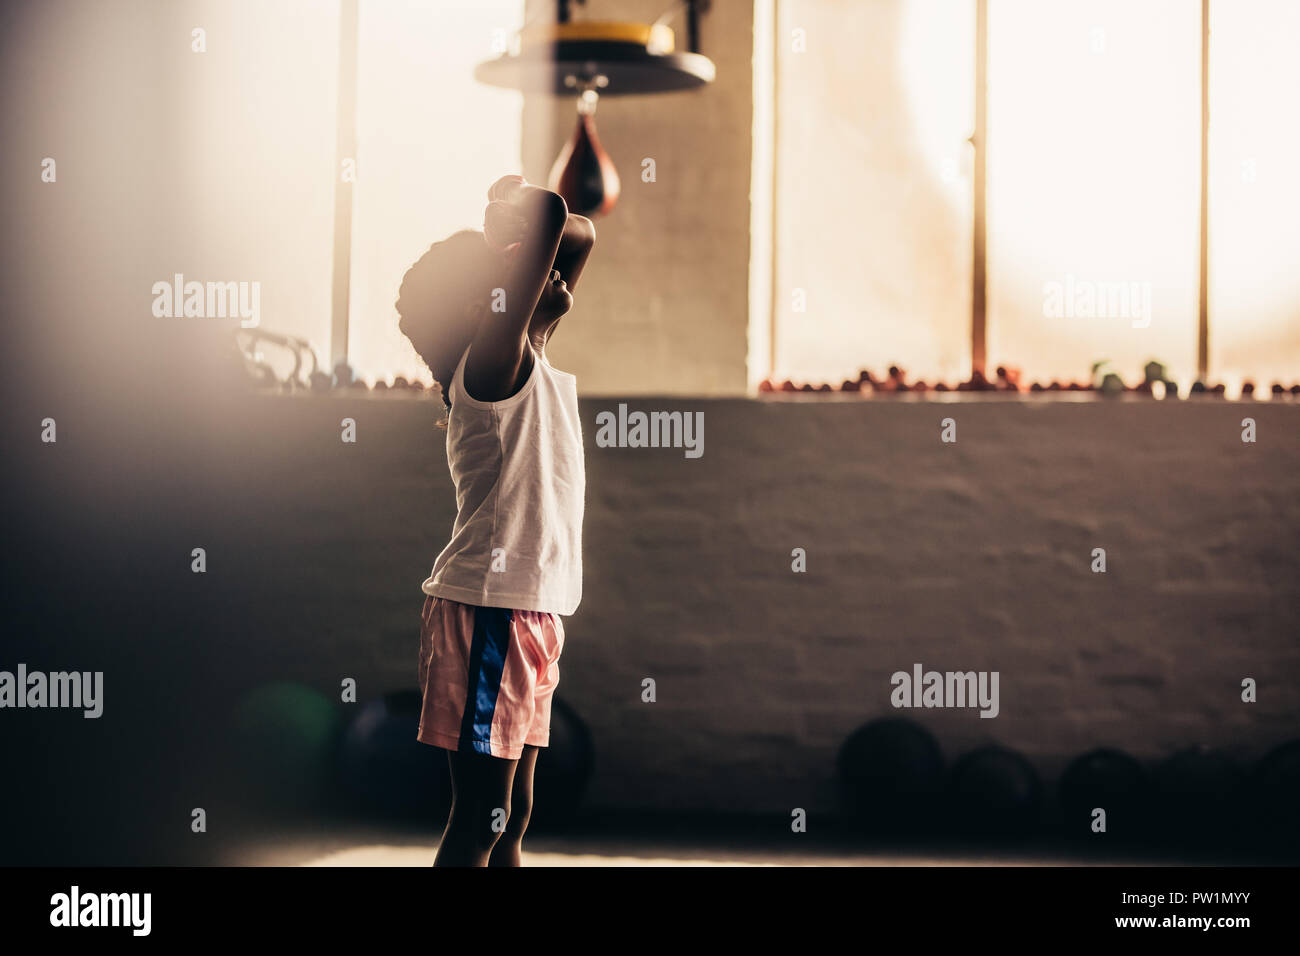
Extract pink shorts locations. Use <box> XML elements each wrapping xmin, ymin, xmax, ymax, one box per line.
<box><xmin>416</xmin><ymin>595</ymin><xmax>565</xmax><ymax>760</ymax></box>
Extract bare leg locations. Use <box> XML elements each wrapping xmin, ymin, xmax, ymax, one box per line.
<box><xmin>434</xmin><ymin>748</ymin><xmax>518</xmax><ymax>867</ymax></box>
<box><xmin>488</xmin><ymin>745</ymin><xmax>539</xmax><ymax>868</ymax></box>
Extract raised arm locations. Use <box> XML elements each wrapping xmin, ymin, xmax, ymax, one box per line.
<box><xmin>466</xmin><ymin>178</ymin><xmax>568</xmax><ymax>401</ymax></box>
<box><xmin>553</xmin><ymin>213</ymin><xmax>595</xmax><ymax>293</ymax></box>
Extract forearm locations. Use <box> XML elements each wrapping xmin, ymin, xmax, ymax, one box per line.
<box><xmin>554</xmin><ymin>214</ymin><xmax>594</xmax><ymax>291</ymax></box>
<box><xmin>557</xmin><ymin>213</ymin><xmax>593</xmax><ymax>255</ymax></box>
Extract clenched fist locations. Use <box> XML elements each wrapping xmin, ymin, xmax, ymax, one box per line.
<box><xmin>484</xmin><ymin>200</ymin><xmax>527</xmax><ymax>258</ymax></box>
<box><xmin>487</xmin><ymin>174</ymin><xmax>526</xmax><ymax>204</ymax></box>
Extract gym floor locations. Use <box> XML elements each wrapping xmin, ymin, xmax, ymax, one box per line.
<box><xmin>218</xmin><ymin>814</ymin><xmax>1263</xmax><ymax>868</ymax></box>
<box><xmin>226</xmin><ymin>831</ymin><xmax>1137</xmax><ymax>867</ymax></box>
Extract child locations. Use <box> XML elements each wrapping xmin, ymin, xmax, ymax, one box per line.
<box><xmin>396</xmin><ymin>175</ymin><xmax>594</xmax><ymax>866</ymax></box>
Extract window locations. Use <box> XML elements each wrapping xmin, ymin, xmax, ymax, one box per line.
<box><xmin>758</xmin><ymin>0</ymin><xmax>1300</xmax><ymax>393</ymax></box>
<box><xmin>191</xmin><ymin>0</ymin><xmax>526</xmax><ymax>388</ymax></box>
<box><xmin>348</xmin><ymin>0</ymin><xmax>527</xmax><ymax>386</ymax></box>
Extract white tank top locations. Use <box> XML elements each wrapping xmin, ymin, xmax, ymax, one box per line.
<box><xmin>421</xmin><ymin>345</ymin><xmax>585</xmax><ymax>616</ymax></box>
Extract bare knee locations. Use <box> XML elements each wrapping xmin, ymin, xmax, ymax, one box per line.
<box><xmin>450</xmin><ymin>798</ymin><xmax>512</xmax><ymax>852</ymax></box>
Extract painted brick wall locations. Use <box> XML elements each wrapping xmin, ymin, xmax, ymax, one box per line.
<box><xmin>210</xmin><ymin>393</ymin><xmax>1300</xmax><ymax>815</ymax></box>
